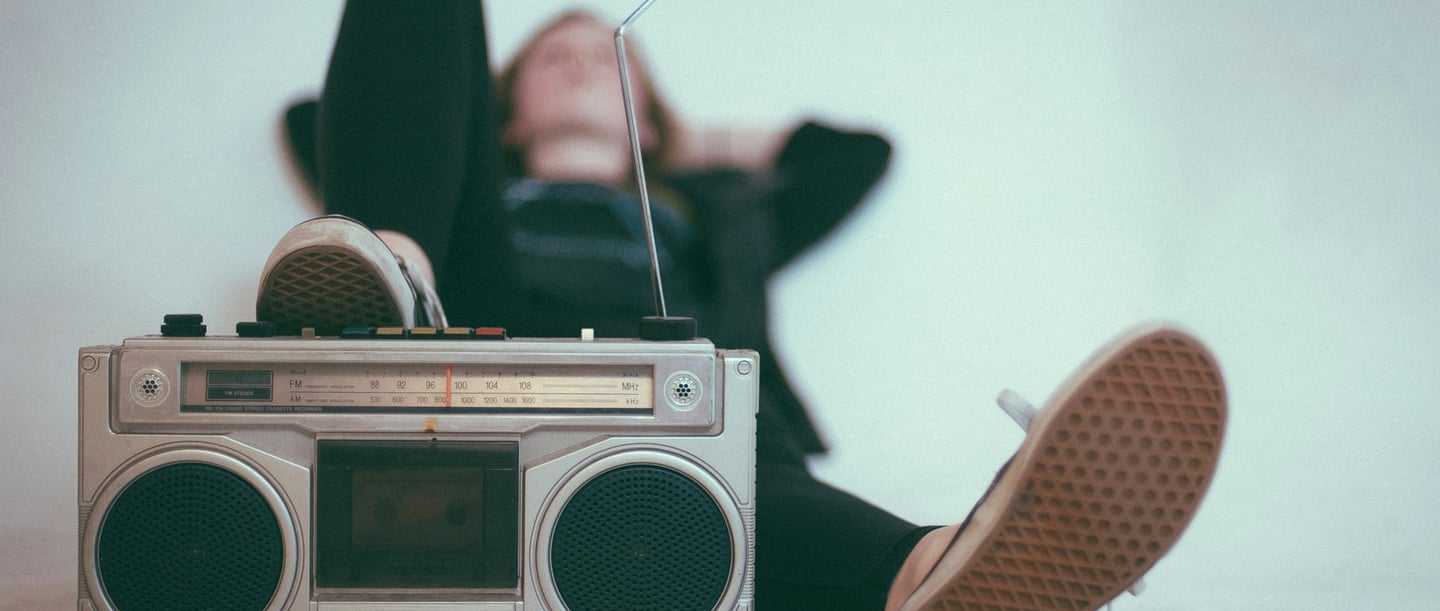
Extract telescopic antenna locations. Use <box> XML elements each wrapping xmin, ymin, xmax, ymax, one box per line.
<box><xmin>616</xmin><ymin>0</ymin><xmax>696</xmax><ymax>341</ymax></box>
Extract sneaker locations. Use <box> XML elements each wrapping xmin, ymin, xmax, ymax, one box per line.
<box><xmin>898</xmin><ymin>324</ymin><xmax>1227</xmax><ymax>611</ymax></box>
<box><xmin>255</xmin><ymin>215</ymin><xmax>446</xmax><ymax>335</ymax></box>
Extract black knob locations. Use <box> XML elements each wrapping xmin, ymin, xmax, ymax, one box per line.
<box><xmin>161</xmin><ymin>313</ymin><xmax>206</xmax><ymax>337</ymax></box>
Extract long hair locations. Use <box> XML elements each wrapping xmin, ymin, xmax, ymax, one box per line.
<box><xmin>494</xmin><ymin>10</ymin><xmax>678</xmax><ymax>181</ymax></box>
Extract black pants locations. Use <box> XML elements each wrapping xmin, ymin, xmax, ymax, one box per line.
<box><xmin>316</xmin><ymin>3</ymin><xmax>931</xmax><ymax>608</ymax></box>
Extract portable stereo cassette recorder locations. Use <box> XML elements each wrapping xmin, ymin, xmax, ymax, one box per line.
<box><xmin>78</xmin><ymin>2</ymin><xmax>756</xmax><ymax>609</ymax></box>
<box><xmin>77</xmin><ymin>329</ymin><xmax>757</xmax><ymax>611</ymax></box>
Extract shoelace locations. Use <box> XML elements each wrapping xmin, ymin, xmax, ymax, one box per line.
<box><xmin>396</xmin><ymin>256</ymin><xmax>448</xmax><ymax>328</ymax></box>
<box><xmin>995</xmin><ymin>389</ymin><xmax>1148</xmax><ymax>610</ymax></box>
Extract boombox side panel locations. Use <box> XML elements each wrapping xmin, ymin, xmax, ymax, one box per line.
<box><xmin>78</xmin><ymin>346</ymin><xmax>312</xmax><ymax>611</ymax></box>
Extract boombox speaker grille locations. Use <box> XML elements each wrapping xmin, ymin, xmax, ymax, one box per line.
<box><xmin>551</xmin><ymin>464</ymin><xmax>731</xmax><ymax>611</ymax></box>
<box><xmin>95</xmin><ymin>462</ymin><xmax>283</xmax><ymax>611</ymax></box>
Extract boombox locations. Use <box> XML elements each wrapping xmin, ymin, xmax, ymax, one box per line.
<box><xmin>80</xmin><ymin>4</ymin><xmax>760</xmax><ymax>608</ymax></box>
<box><xmin>77</xmin><ymin>327</ymin><xmax>757</xmax><ymax>610</ymax></box>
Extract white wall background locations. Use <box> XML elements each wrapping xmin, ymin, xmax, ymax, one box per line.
<box><xmin>3</xmin><ymin>1</ymin><xmax>1437</xmax><ymax>608</ymax></box>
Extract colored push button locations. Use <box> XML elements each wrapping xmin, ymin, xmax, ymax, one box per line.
<box><xmin>473</xmin><ymin>327</ymin><xmax>508</xmax><ymax>340</ymax></box>
<box><xmin>236</xmin><ymin>321</ymin><xmax>276</xmax><ymax>338</ymax></box>
<box><xmin>441</xmin><ymin>327</ymin><xmax>475</xmax><ymax>339</ymax></box>
<box><xmin>375</xmin><ymin>326</ymin><xmax>408</xmax><ymax>338</ymax></box>
<box><xmin>409</xmin><ymin>327</ymin><xmax>440</xmax><ymax>339</ymax></box>
<box><xmin>161</xmin><ymin>313</ymin><xmax>206</xmax><ymax>337</ymax></box>
<box><xmin>340</xmin><ymin>326</ymin><xmax>375</xmax><ymax>339</ymax></box>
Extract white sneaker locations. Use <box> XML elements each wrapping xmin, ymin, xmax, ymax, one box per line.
<box><xmin>900</xmin><ymin>324</ymin><xmax>1227</xmax><ymax>611</ymax></box>
<box><xmin>255</xmin><ymin>215</ymin><xmax>446</xmax><ymax>335</ymax></box>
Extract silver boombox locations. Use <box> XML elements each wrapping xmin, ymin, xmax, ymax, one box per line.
<box><xmin>78</xmin><ymin>330</ymin><xmax>757</xmax><ymax>610</ymax></box>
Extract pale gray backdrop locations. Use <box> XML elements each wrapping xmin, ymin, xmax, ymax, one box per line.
<box><xmin>3</xmin><ymin>1</ymin><xmax>1437</xmax><ymax>608</ymax></box>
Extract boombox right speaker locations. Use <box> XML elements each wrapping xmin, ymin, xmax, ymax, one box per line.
<box><xmin>531</xmin><ymin>448</ymin><xmax>755</xmax><ymax>611</ymax></box>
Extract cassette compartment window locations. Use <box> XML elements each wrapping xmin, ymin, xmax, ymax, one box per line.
<box><xmin>316</xmin><ymin>440</ymin><xmax>519</xmax><ymax>591</ymax></box>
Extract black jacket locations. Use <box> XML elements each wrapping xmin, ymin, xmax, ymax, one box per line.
<box><xmin>281</xmin><ymin>3</ymin><xmax>890</xmax><ymax>456</ymax></box>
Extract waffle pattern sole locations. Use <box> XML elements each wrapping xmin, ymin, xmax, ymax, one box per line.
<box><xmin>910</xmin><ymin>327</ymin><xmax>1227</xmax><ymax>611</ymax></box>
<box><xmin>256</xmin><ymin>245</ymin><xmax>405</xmax><ymax>336</ymax></box>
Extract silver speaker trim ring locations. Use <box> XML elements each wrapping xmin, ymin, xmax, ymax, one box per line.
<box><xmin>531</xmin><ymin>447</ymin><xmax>748</xmax><ymax>611</ymax></box>
<box><xmin>127</xmin><ymin>367</ymin><xmax>169</xmax><ymax>408</ymax></box>
<box><xmin>664</xmin><ymin>370</ymin><xmax>703</xmax><ymax>411</ymax></box>
<box><xmin>79</xmin><ymin>443</ymin><xmax>301</xmax><ymax>611</ymax></box>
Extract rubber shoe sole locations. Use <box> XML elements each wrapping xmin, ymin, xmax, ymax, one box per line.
<box><xmin>901</xmin><ymin>324</ymin><xmax>1227</xmax><ymax>611</ymax></box>
<box><xmin>255</xmin><ymin>216</ymin><xmax>415</xmax><ymax>336</ymax></box>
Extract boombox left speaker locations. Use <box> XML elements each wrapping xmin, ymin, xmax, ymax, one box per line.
<box><xmin>77</xmin><ymin>444</ymin><xmax>307</xmax><ymax>610</ymax></box>
<box><xmin>78</xmin><ymin>335</ymin><xmax>757</xmax><ymax>610</ymax></box>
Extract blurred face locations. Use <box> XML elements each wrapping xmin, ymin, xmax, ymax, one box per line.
<box><xmin>503</xmin><ymin>17</ymin><xmax>654</xmax><ymax>148</ymax></box>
